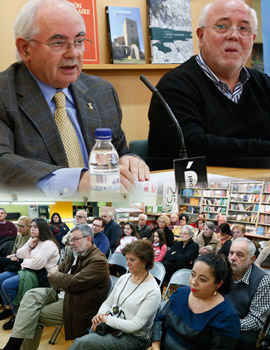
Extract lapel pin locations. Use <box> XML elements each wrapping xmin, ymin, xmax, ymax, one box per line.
<box><xmin>88</xmin><ymin>102</ymin><xmax>94</xmax><ymax>110</ymax></box>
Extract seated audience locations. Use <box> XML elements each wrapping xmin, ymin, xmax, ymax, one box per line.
<box><xmin>0</xmin><ymin>225</ymin><xmax>110</xmax><ymax>350</ymax></box>
<box><xmin>218</xmin><ymin>223</ymin><xmax>231</xmax><ymax>246</ymax></box>
<box><xmin>115</xmin><ymin>222</ymin><xmax>140</xmax><ymax>253</ymax></box>
<box><xmin>162</xmin><ymin>225</ymin><xmax>199</xmax><ymax>283</ymax></box>
<box><xmin>136</xmin><ymin>214</ymin><xmax>150</xmax><ymax>239</ymax></box>
<box><xmin>0</xmin><ymin>218</ymin><xmax>59</xmax><ymax>330</ymax></box>
<box><xmin>92</xmin><ymin>217</ymin><xmax>110</xmax><ymax>257</ymax></box>
<box><xmin>157</xmin><ymin>215</ymin><xmax>174</xmax><ymax>247</ymax></box>
<box><xmin>152</xmin><ymin>229</ymin><xmax>167</xmax><ymax>262</ymax></box>
<box><xmin>226</xmin><ymin>238</ymin><xmax>270</xmax><ymax>350</ymax></box>
<box><xmin>172</xmin><ymin>213</ymin><xmax>189</xmax><ymax>241</ymax></box>
<box><xmin>168</xmin><ymin>213</ymin><xmax>180</xmax><ymax>231</ymax></box>
<box><xmin>49</xmin><ymin>212</ymin><xmax>70</xmax><ymax>248</ymax></box>
<box><xmin>214</xmin><ymin>214</ymin><xmax>227</xmax><ymax>234</ymax></box>
<box><xmin>219</xmin><ymin>224</ymin><xmax>245</xmax><ymax>257</ymax></box>
<box><xmin>255</xmin><ymin>241</ymin><xmax>270</xmax><ymax>269</ymax></box>
<box><xmin>69</xmin><ymin>240</ymin><xmax>161</xmax><ymax>350</ymax></box>
<box><xmin>195</xmin><ymin>221</ymin><xmax>221</xmax><ymax>254</ymax></box>
<box><xmin>101</xmin><ymin>209</ymin><xmax>122</xmax><ymax>252</ymax></box>
<box><xmin>0</xmin><ymin>208</ymin><xmax>17</xmax><ymax>257</ymax></box>
<box><xmin>0</xmin><ymin>216</ymin><xmax>31</xmax><ymax>273</ymax></box>
<box><xmin>194</xmin><ymin>217</ymin><xmax>206</xmax><ymax>237</ymax></box>
<box><xmin>152</xmin><ymin>253</ymin><xmax>240</xmax><ymax>350</ymax></box>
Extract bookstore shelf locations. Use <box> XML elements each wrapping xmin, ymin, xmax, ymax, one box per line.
<box><xmin>83</xmin><ymin>64</ymin><xmax>178</xmax><ymax>71</ymax></box>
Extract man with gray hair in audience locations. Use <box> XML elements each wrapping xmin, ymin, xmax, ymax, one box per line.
<box><xmin>226</xmin><ymin>237</ymin><xmax>270</xmax><ymax>350</ymax></box>
<box><xmin>136</xmin><ymin>213</ymin><xmax>150</xmax><ymax>239</ymax></box>
<box><xmin>0</xmin><ymin>225</ymin><xmax>110</xmax><ymax>350</ymax></box>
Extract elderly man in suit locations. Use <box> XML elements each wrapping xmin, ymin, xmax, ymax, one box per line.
<box><xmin>0</xmin><ymin>0</ymin><xmax>149</xmax><ymax>197</ymax></box>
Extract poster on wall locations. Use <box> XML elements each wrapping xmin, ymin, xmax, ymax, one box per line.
<box><xmin>69</xmin><ymin>0</ymin><xmax>99</xmax><ymax>64</ymax></box>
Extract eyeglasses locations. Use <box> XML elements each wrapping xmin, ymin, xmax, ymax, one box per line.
<box><xmin>70</xmin><ymin>235</ymin><xmax>88</xmax><ymax>243</ymax></box>
<box><xmin>202</xmin><ymin>24</ymin><xmax>255</xmax><ymax>37</ymax></box>
<box><xmin>92</xmin><ymin>223</ymin><xmax>102</xmax><ymax>228</ymax></box>
<box><xmin>29</xmin><ymin>38</ymin><xmax>92</xmax><ymax>53</ymax></box>
<box><xmin>75</xmin><ymin>215</ymin><xmax>86</xmax><ymax>219</ymax></box>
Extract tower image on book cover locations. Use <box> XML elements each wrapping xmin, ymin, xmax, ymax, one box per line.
<box><xmin>147</xmin><ymin>0</ymin><xmax>193</xmax><ymax>64</ymax></box>
<box><xmin>106</xmin><ymin>6</ymin><xmax>145</xmax><ymax>64</ymax></box>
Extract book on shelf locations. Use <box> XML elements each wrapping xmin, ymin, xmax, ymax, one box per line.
<box><xmin>147</xmin><ymin>0</ymin><xmax>193</xmax><ymax>64</ymax></box>
<box><xmin>70</xmin><ymin>0</ymin><xmax>99</xmax><ymax>64</ymax></box>
<box><xmin>106</xmin><ymin>6</ymin><xmax>145</xmax><ymax>64</ymax></box>
<box><xmin>256</xmin><ymin>226</ymin><xmax>264</xmax><ymax>235</ymax></box>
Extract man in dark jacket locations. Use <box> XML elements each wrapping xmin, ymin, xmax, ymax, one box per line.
<box><xmin>1</xmin><ymin>225</ymin><xmax>110</xmax><ymax>350</ymax></box>
<box><xmin>101</xmin><ymin>208</ymin><xmax>122</xmax><ymax>252</ymax></box>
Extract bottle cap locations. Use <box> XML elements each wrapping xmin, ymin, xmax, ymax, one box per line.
<box><xmin>95</xmin><ymin>128</ymin><xmax>112</xmax><ymax>140</ymax></box>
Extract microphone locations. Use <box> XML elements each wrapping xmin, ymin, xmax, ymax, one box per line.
<box><xmin>140</xmin><ymin>74</ymin><xmax>187</xmax><ymax>159</ymax></box>
<box><xmin>140</xmin><ymin>74</ymin><xmax>207</xmax><ymax>189</ymax></box>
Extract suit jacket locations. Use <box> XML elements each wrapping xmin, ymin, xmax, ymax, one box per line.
<box><xmin>0</xmin><ymin>62</ymin><xmax>130</xmax><ymax>188</ymax></box>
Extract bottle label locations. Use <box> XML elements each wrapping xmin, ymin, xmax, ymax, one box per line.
<box><xmin>90</xmin><ymin>172</ymin><xmax>120</xmax><ymax>191</ymax></box>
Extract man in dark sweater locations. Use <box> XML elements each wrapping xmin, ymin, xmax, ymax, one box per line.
<box><xmin>0</xmin><ymin>208</ymin><xmax>17</xmax><ymax>257</ymax></box>
<box><xmin>226</xmin><ymin>237</ymin><xmax>270</xmax><ymax>350</ymax></box>
<box><xmin>136</xmin><ymin>214</ymin><xmax>150</xmax><ymax>239</ymax></box>
<box><xmin>148</xmin><ymin>0</ymin><xmax>270</xmax><ymax>170</ymax></box>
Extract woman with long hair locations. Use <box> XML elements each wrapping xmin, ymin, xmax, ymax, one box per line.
<box><xmin>49</xmin><ymin>212</ymin><xmax>70</xmax><ymax>248</ymax></box>
<box><xmin>0</xmin><ymin>218</ymin><xmax>59</xmax><ymax>330</ymax></box>
<box><xmin>115</xmin><ymin>222</ymin><xmax>140</xmax><ymax>253</ymax></box>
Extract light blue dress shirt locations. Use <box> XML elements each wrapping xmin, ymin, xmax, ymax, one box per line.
<box><xmin>31</xmin><ymin>76</ymin><xmax>89</xmax><ymax>197</ymax></box>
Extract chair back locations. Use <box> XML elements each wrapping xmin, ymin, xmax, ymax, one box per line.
<box><xmin>107</xmin><ymin>275</ymin><xmax>119</xmax><ymax>297</ymax></box>
<box><xmin>108</xmin><ymin>252</ymin><xmax>128</xmax><ymax>272</ymax></box>
<box><xmin>162</xmin><ymin>268</ymin><xmax>191</xmax><ymax>302</ymax></box>
<box><xmin>150</xmin><ymin>261</ymin><xmax>166</xmax><ymax>287</ymax></box>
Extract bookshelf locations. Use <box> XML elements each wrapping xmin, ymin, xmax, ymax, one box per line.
<box><xmin>178</xmin><ymin>180</ymin><xmax>270</xmax><ymax>239</ymax></box>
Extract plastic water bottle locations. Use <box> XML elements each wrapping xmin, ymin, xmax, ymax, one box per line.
<box><xmin>89</xmin><ymin>128</ymin><xmax>120</xmax><ymax>192</ymax></box>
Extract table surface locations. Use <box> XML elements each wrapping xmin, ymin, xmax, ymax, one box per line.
<box><xmin>208</xmin><ymin>166</ymin><xmax>270</xmax><ymax>181</ymax></box>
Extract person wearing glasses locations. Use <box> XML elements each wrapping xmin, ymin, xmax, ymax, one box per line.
<box><xmin>0</xmin><ymin>0</ymin><xmax>149</xmax><ymax>198</ymax></box>
<box><xmin>148</xmin><ymin>0</ymin><xmax>270</xmax><ymax>170</ymax></box>
<box><xmin>0</xmin><ymin>224</ymin><xmax>110</xmax><ymax>350</ymax></box>
<box><xmin>91</xmin><ymin>217</ymin><xmax>110</xmax><ymax>257</ymax></box>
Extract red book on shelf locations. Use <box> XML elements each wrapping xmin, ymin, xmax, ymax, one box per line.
<box><xmin>69</xmin><ymin>0</ymin><xmax>99</xmax><ymax>64</ymax></box>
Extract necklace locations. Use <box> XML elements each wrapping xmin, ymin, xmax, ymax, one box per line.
<box><xmin>112</xmin><ymin>271</ymin><xmax>149</xmax><ymax>315</ymax></box>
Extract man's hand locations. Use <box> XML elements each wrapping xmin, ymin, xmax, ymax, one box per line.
<box><xmin>47</xmin><ymin>266</ymin><xmax>59</xmax><ymax>278</ymax></box>
<box><xmin>119</xmin><ymin>155</ymin><xmax>150</xmax><ymax>191</ymax></box>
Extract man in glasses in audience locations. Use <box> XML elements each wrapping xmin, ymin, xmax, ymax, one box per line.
<box><xmin>0</xmin><ymin>0</ymin><xmax>149</xmax><ymax>197</ymax></box>
<box><xmin>91</xmin><ymin>217</ymin><xmax>110</xmax><ymax>257</ymax></box>
<box><xmin>0</xmin><ymin>225</ymin><xmax>110</xmax><ymax>350</ymax></box>
<box><xmin>148</xmin><ymin>0</ymin><xmax>270</xmax><ymax>170</ymax></box>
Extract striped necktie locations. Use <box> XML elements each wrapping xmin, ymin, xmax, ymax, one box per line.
<box><xmin>54</xmin><ymin>91</ymin><xmax>84</xmax><ymax>168</ymax></box>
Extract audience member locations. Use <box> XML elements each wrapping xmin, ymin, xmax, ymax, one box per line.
<box><xmin>226</xmin><ymin>237</ymin><xmax>270</xmax><ymax>350</ymax></box>
<box><xmin>0</xmin><ymin>209</ymin><xmax>17</xmax><ymax>257</ymax></box>
<box><xmin>152</xmin><ymin>253</ymin><xmax>240</xmax><ymax>350</ymax></box>
<box><xmin>0</xmin><ymin>224</ymin><xmax>110</xmax><ymax>350</ymax></box>
<box><xmin>162</xmin><ymin>225</ymin><xmax>199</xmax><ymax>283</ymax></box>
<box><xmin>168</xmin><ymin>213</ymin><xmax>180</xmax><ymax>231</ymax></box>
<box><xmin>152</xmin><ymin>229</ymin><xmax>167</xmax><ymax>262</ymax></box>
<box><xmin>195</xmin><ymin>221</ymin><xmax>221</xmax><ymax>254</ymax></box>
<box><xmin>148</xmin><ymin>0</ymin><xmax>270</xmax><ymax>170</ymax></box>
<box><xmin>219</xmin><ymin>224</ymin><xmax>245</xmax><ymax>257</ymax></box>
<box><xmin>69</xmin><ymin>240</ymin><xmax>161</xmax><ymax>350</ymax></box>
<box><xmin>49</xmin><ymin>212</ymin><xmax>70</xmax><ymax>248</ymax></box>
<box><xmin>92</xmin><ymin>218</ymin><xmax>110</xmax><ymax>257</ymax></box>
<box><xmin>62</xmin><ymin>209</ymin><xmax>87</xmax><ymax>246</ymax></box>
<box><xmin>0</xmin><ymin>0</ymin><xmax>149</xmax><ymax>196</ymax></box>
<box><xmin>136</xmin><ymin>214</ymin><xmax>150</xmax><ymax>239</ymax></box>
<box><xmin>195</xmin><ymin>217</ymin><xmax>206</xmax><ymax>237</ymax></box>
<box><xmin>101</xmin><ymin>209</ymin><xmax>122</xmax><ymax>252</ymax></box>
<box><xmin>215</xmin><ymin>214</ymin><xmax>227</xmax><ymax>234</ymax></box>
<box><xmin>218</xmin><ymin>222</ymin><xmax>231</xmax><ymax>246</ymax></box>
<box><xmin>157</xmin><ymin>215</ymin><xmax>174</xmax><ymax>247</ymax></box>
<box><xmin>172</xmin><ymin>213</ymin><xmax>189</xmax><ymax>241</ymax></box>
<box><xmin>0</xmin><ymin>218</ymin><xmax>59</xmax><ymax>330</ymax></box>
<box><xmin>115</xmin><ymin>222</ymin><xmax>139</xmax><ymax>253</ymax></box>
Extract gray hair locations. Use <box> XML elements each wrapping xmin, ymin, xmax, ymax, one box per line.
<box><xmin>14</xmin><ymin>0</ymin><xmax>85</xmax><ymax>61</ymax></box>
<box><xmin>204</xmin><ymin>221</ymin><xmax>215</xmax><ymax>231</ymax></box>
<box><xmin>233</xmin><ymin>237</ymin><xmax>256</xmax><ymax>257</ymax></box>
<box><xmin>71</xmin><ymin>224</ymin><xmax>93</xmax><ymax>243</ymax></box>
<box><xmin>138</xmin><ymin>213</ymin><xmax>147</xmax><ymax>220</ymax></box>
<box><xmin>101</xmin><ymin>208</ymin><xmax>113</xmax><ymax>217</ymax></box>
<box><xmin>198</xmin><ymin>0</ymin><xmax>258</xmax><ymax>30</ymax></box>
<box><xmin>182</xmin><ymin>225</ymin><xmax>195</xmax><ymax>238</ymax></box>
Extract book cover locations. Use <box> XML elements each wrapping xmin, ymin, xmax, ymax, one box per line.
<box><xmin>70</xmin><ymin>0</ymin><xmax>99</xmax><ymax>64</ymax></box>
<box><xmin>147</xmin><ymin>0</ymin><xmax>193</xmax><ymax>64</ymax></box>
<box><xmin>106</xmin><ymin>6</ymin><xmax>145</xmax><ymax>64</ymax></box>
